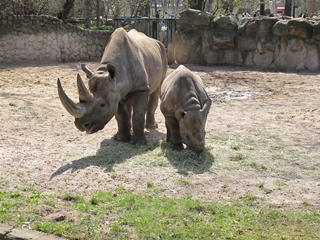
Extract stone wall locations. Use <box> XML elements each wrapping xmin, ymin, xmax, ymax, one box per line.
<box><xmin>1</xmin><ymin>13</ymin><xmax>320</xmax><ymax>71</ymax></box>
<box><xmin>172</xmin><ymin>9</ymin><xmax>320</xmax><ymax>71</ymax></box>
<box><xmin>0</xmin><ymin>15</ymin><xmax>112</xmax><ymax>63</ymax></box>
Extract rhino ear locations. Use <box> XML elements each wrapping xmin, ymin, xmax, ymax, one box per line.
<box><xmin>107</xmin><ymin>63</ymin><xmax>117</xmax><ymax>81</ymax></box>
<box><xmin>201</xmin><ymin>98</ymin><xmax>212</xmax><ymax>115</ymax></box>
<box><xmin>175</xmin><ymin>109</ymin><xmax>186</xmax><ymax>121</ymax></box>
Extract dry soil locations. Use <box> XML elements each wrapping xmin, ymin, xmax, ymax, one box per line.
<box><xmin>0</xmin><ymin>62</ymin><xmax>319</xmax><ymax>209</ymax></box>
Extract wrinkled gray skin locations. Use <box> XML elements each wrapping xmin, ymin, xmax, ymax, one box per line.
<box><xmin>160</xmin><ymin>65</ymin><xmax>212</xmax><ymax>152</ymax></box>
<box><xmin>57</xmin><ymin>28</ymin><xmax>168</xmax><ymax>144</ymax></box>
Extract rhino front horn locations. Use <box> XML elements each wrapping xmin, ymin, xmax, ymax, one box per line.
<box><xmin>57</xmin><ymin>78</ymin><xmax>85</xmax><ymax>118</ymax></box>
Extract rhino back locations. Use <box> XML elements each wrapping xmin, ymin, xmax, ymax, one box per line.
<box><xmin>160</xmin><ymin>65</ymin><xmax>208</xmax><ymax>116</ymax></box>
<box><xmin>99</xmin><ymin>28</ymin><xmax>167</xmax><ymax>95</ymax></box>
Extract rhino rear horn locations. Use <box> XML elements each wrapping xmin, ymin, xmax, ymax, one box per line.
<box><xmin>81</xmin><ymin>63</ymin><xmax>93</xmax><ymax>79</ymax></box>
<box><xmin>57</xmin><ymin>78</ymin><xmax>85</xmax><ymax>118</ymax></box>
<box><xmin>77</xmin><ymin>74</ymin><xmax>93</xmax><ymax>103</ymax></box>
<box><xmin>201</xmin><ymin>98</ymin><xmax>212</xmax><ymax>115</ymax></box>
<box><xmin>175</xmin><ymin>109</ymin><xmax>186</xmax><ymax>121</ymax></box>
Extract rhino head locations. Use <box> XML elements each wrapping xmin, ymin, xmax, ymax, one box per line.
<box><xmin>175</xmin><ymin>98</ymin><xmax>212</xmax><ymax>153</ymax></box>
<box><xmin>57</xmin><ymin>64</ymin><xmax>120</xmax><ymax>134</ymax></box>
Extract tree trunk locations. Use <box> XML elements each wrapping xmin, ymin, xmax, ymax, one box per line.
<box><xmin>57</xmin><ymin>0</ymin><xmax>75</xmax><ymax>22</ymax></box>
<box><xmin>96</xmin><ymin>0</ymin><xmax>100</xmax><ymax>27</ymax></box>
<box><xmin>85</xmin><ymin>0</ymin><xmax>90</xmax><ymax>29</ymax></box>
<box><xmin>188</xmin><ymin>0</ymin><xmax>205</xmax><ymax>11</ymax></box>
<box><xmin>284</xmin><ymin>0</ymin><xmax>292</xmax><ymax>16</ymax></box>
<box><xmin>260</xmin><ymin>0</ymin><xmax>265</xmax><ymax>15</ymax></box>
<box><xmin>206</xmin><ymin>0</ymin><xmax>213</xmax><ymax>13</ymax></box>
<box><xmin>175</xmin><ymin>0</ymin><xmax>180</xmax><ymax>13</ymax></box>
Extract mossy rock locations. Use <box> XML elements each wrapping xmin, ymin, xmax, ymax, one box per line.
<box><xmin>287</xmin><ymin>19</ymin><xmax>313</xmax><ymax>39</ymax></box>
<box><xmin>272</xmin><ymin>20</ymin><xmax>289</xmax><ymax>36</ymax></box>
<box><xmin>213</xmin><ymin>16</ymin><xmax>238</xmax><ymax>30</ymax></box>
<box><xmin>176</xmin><ymin>9</ymin><xmax>213</xmax><ymax>27</ymax></box>
<box><xmin>313</xmin><ymin>21</ymin><xmax>320</xmax><ymax>40</ymax></box>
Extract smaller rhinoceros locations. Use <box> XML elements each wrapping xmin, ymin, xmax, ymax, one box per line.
<box><xmin>160</xmin><ymin>65</ymin><xmax>212</xmax><ymax>152</ymax></box>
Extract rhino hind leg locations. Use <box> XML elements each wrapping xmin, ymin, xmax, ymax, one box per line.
<box><xmin>145</xmin><ymin>88</ymin><xmax>160</xmax><ymax>129</ymax></box>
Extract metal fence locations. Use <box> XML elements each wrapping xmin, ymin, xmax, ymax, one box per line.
<box><xmin>113</xmin><ymin>18</ymin><xmax>176</xmax><ymax>48</ymax></box>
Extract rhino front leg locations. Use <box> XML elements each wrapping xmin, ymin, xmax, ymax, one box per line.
<box><xmin>165</xmin><ymin>116</ymin><xmax>183</xmax><ymax>151</ymax></box>
<box><xmin>114</xmin><ymin>101</ymin><xmax>131</xmax><ymax>142</ymax></box>
<box><xmin>145</xmin><ymin>88</ymin><xmax>159</xmax><ymax>128</ymax></box>
<box><xmin>130</xmin><ymin>90</ymin><xmax>149</xmax><ymax>145</ymax></box>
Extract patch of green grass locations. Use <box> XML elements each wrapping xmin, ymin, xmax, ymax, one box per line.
<box><xmin>2</xmin><ymin>101</ymin><xmax>33</xmax><ymax>110</ymax></box>
<box><xmin>257</xmin><ymin>182</ymin><xmax>264</xmax><ymax>189</ymax></box>
<box><xmin>206</xmin><ymin>134</ymin><xmax>299</xmax><ymax>173</ymax></box>
<box><xmin>0</xmin><ymin>188</ymin><xmax>319</xmax><ymax>239</ymax></box>
<box><xmin>302</xmin><ymin>201</ymin><xmax>311</xmax><ymax>207</ymax></box>
<box><xmin>90</xmin><ymin>25</ymin><xmax>113</xmax><ymax>30</ymax></box>
<box><xmin>230</xmin><ymin>152</ymin><xmax>246</xmax><ymax>161</ymax></box>
<box><xmin>90</xmin><ymin>197</ymin><xmax>99</xmax><ymax>205</ymax></box>
<box><xmin>26</xmin><ymin>133</ymin><xmax>316</xmax><ymax>238</ymax></box>
<box><xmin>68</xmin><ymin>133</ymin><xmax>302</xmax><ymax>178</ymax></box>
<box><xmin>146</xmin><ymin>181</ymin><xmax>154</xmax><ymax>188</ymax></box>
<box><xmin>60</xmin><ymin>193</ymin><xmax>83</xmax><ymax>203</ymax></box>
<box><xmin>276</xmin><ymin>179</ymin><xmax>287</xmax><ymax>190</ymax></box>
<box><xmin>240</xmin><ymin>193</ymin><xmax>260</xmax><ymax>207</ymax></box>
<box><xmin>178</xmin><ymin>178</ymin><xmax>190</xmax><ymax>185</ymax></box>
<box><xmin>33</xmin><ymin>221</ymin><xmax>74</xmax><ymax>237</ymax></box>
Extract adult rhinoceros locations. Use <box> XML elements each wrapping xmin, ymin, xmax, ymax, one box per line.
<box><xmin>57</xmin><ymin>28</ymin><xmax>168</xmax><ymax>144</ymax></box>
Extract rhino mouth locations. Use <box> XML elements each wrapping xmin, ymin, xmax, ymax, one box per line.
<box><xmin>75</xmin><ymin>120</ymin><xmax>103</xmax><ymax>135</ymax></box>
<box><xmin>85</xmin><ymin>126</ymin><xmax>94</xmax><ymax>134</ymax></box>
<box><xmin>84</xmin><ymin>122</ymin><xmax>103</xmax><ymax>134</ymax></box>
<box><xmin>186</xmin><ymin>140</ymin><xmax>205</xmax><ymax>153</ymax></box>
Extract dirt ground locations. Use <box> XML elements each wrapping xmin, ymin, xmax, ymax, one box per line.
<box><xmin>0</xmin><ymin>62</ymin><xmax>319</xmax><ymax>209</ymax></box>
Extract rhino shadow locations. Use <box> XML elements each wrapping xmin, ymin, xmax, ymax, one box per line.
<box><xmin>160</xmin><ymin>141</ymin><xmax>215</xmax><ymax>175</ymax></box>
<box><xmin>50</xmin><ymin>129</ymin><xmax>166</xmax><ymax>180</ymax></box>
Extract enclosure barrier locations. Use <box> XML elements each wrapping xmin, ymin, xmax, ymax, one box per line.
<box><xmin>113</xmin><ymin>17</ymin><xmax>176</xmax><ymax>48</ymax></box>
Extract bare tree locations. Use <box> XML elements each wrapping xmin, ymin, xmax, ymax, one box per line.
<box><xmin>129</xmin><ymin>0</ymin><xmax>149</xmax><ymax>17</ymax></box>
<box><xmin>175</xmin><ymin>0</ymin><xmax>181</xmax><ymax>13</ymax></box>
<box><xmin>206</xmin><ymin>0</ymin><xmax>213</xmax><ymax>12</ymax></box>
<box><xmin>210</xmin><ymin>0</ymin><xmax>245</xmax><ymax>14</ymax></box>
<box><xmin>0</xmin><ymin>0</ymin><xmax>49</xmax><ymax>15</ymax></box>
<box><xmin>57</xmin><ymin>0</ymin><xmax>75</xmax><ymax>21</ymax></box>
<box><xmin>107</xmin><ymin>0</ymin><xmax>150</xmax><ymax>17</ymax></box>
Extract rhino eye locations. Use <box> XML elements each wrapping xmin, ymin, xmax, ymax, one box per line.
<box><xmin>97</xmin><ymin>100</ymin><xmax>107</xmax><ymax>109</ymax></box>
<box><xmin>186</xmin><ymin>134</ymin><xmax>190</xmax><ymax>140</ymax></box>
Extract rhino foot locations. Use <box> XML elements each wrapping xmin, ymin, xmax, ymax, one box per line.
<box><xmin>114</xmin><ymin>132</ymin><xmax>131</xmax><ymax>142</ymax></box>
<box><xmin>171</xmin><ymin>143</ymin><xmax>184</xmax><ymax>151</ymax></box>
<box><xmin>145</xmin><ymin>121</ymin><xmax>158</xmax><ymax>129</ymax></box>
<box><xmin>130</xmin><ymin>135</ymin><xmax>147</xmax><ymax>145</ymax></box>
